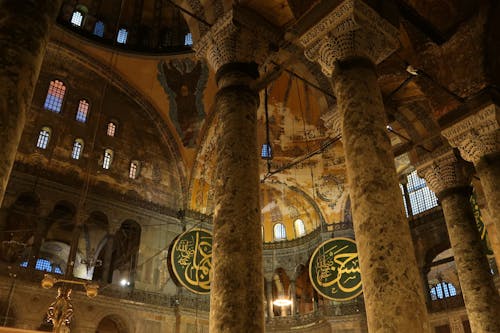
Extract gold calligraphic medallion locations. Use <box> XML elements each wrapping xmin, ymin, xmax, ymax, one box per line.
<box><xmin>309</xmin><ymin>237</ymin><xmax>362</xmax><ymax>301</ymax></box>
<box><xmin>169</xmin><ymin>228</ymin><xmax>212</xmax><ymax>294</ymax></box>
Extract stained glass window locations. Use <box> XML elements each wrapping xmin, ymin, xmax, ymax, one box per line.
<box><xmin>117</xmin><ymin>28</ymin><xmax>128</xmax><ymax>44</ymax></box>
<box><xmin>107</xmin><ymin>122</ymin><xmax>116</xmax><ymax>137</ymax></box>
<box><xmin>94</xmin><ymin>21</ymin><xmax>105</xmax><ymax>37</ymax></box>
<box><xmin>44</xmin><ymin>80</ymin><xmax>66</xmax><ymax>113</ymax></box>
<box><xmin>129</xmin><ymin>161</ymin><xmax>139</xmax><ymax>179</ymax></box>
<box><xmin>103</xmin><ymin>149</ymin><xmax>113</xmax><ymax>169</ymax></box>
<box><xmin>76</xmin><ymin>99</ymin><xmax>89</xmax><ymax>122</ymax></box>
<box><xmin>430</xmin><ymin>282</ymin><xmax>457</xmax><ymax>300</ymax></box>
<box><xmin>401</xmin><ymin>170</ymin><xmax>438</xmax><ymax>216</ymax></box>
<box><xmin>184</xmin><ymin>33</ymin><xmax>193</xmax><ymax>46</ymax></box>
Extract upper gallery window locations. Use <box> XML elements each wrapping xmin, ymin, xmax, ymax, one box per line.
<box><xmin>71</xmin><ymin>139</ymin><xmax>84</xmax><ymax>160</ymax></box>
<box><xmin>401</xmin><ymin>170</ymin><xmax>438</xmax><ymax>216</ymax></box>
<box><xmin>93</xmin><ymin>21</ymin><xmax>105</xmax><ymax>37</ymax></box>
<box><xmin>430</xmin><ymin>281</ymin><xmax>457</xmax><ymax>300</ymax></box>
<box><xmin>294</xmin><ymin>219</ymin><xmax>306</xmax><ymax>237</ymax></box>
<box><xmin>76</xmin><ymin>99</ymin><xmax>89</xmax><ymax>123</ymax></box>
<box><xmin>36</xmin><ymin>127</ymin><xmax>51</xmax><ymax>149</ymax></box>
<box><xmin>44</xmin><ymin>80</ymin><xmax>66</xmax><ymax>113</ymax></box>
<box><xmin>117</xmin><ymin>28</ymin><xmax>128</xmax><ymax>44</ymax></box>
<box><xmin>70</xmin><ymin>11</ymin><xmax>84</xmax><ymax>27</ymax></box>
<box><xmin>102</xmin><ymin>149</ymin><xmax>113</xmax><ymax>169</ymax></box>
<box><xmin>107</xmin><ymin>122</ymin><xmax>117</xmax><ymax>137</ymax></box>
<box><xmin>274</xmin><ymin>223</ymin><xmax>286</xmax><ymax>241</ymax></box>
<box><xmin>184</xmin><ymin>33</ymin><xmax>193</xmax><ymax>46</ymax></box>
<box><xmin>129</xmin><ymin>160</ymin><xmax>140</xmax><ymax>179</ymax></box>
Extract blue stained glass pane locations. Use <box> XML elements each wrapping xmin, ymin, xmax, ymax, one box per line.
<box><xmin>20</xmin><ymin>261</ymin><xmax>28</xmax><ymax>267</ymax></box>
<box><xmin>94</xmin><ymin>21</ymin><xmax>105</xmax><ymax>37</ymax></box>
<box><xmin>261</xmin><ymin>143</ymin><xmax>272</xmax><ymax>159</ymax></box>
<box><xmin>35</xmin><ymin>259</ymin><xmax>52</xmax><ymax>272</ymax></box>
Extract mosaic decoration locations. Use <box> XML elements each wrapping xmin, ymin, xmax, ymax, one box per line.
<box><xmin>157</xmin><ymin>58</ymin><xmax>208</xmax><ymax>147</ymax></box>
<box><xmin>309</xmin><ymin>237</ymin><xmax>362</xmax><ymax>301</ymax></box>
<box><xmin>169</xmin><ymin>228</ymin><xmax>212</xmax><ymax>294</ymax></box>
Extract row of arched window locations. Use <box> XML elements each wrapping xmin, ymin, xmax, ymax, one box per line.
<box><xmin>271</xmin><ymin>219</ymin><xmax>306</xmax><ymax>241</ymax></box>
<box><xmin>69</xmin><ymin>9</ymin><xmax>193</xmax><ymax>46</ymax></box>
<box><xmin>35</xmin><ymin>127</ymin><xmax>140</xmax><ymax>179</ymax></box>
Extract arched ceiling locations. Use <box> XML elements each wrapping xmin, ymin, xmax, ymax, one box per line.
<box><xmin>52</xmin><ymin>0</ymin><xmax>494</xmax><ymax>241</ymax></box>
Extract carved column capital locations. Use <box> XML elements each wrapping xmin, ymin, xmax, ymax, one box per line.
<box><xmin>298</xmin><ymin>0</ymin><xmax>399</xmax><ymax>77</ymax></box>
<box><xmin>194</xmin><ymin>7</ymin><xmax>280</xmax><ymax>74</ymax></box>
<box><xmin>441</xmin><ymin>103</ymin><xmax>499</xmax><ymax>164</ymax></box>
<box><xmin>416</xmin><ymin>148</ymin><xmax>472</xmax><ymax>197</ymax></box>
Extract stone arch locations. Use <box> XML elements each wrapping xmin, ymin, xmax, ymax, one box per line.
<box><xmin>75</xmin><ymin>211</ymin><xmax>110</xmax><ymax>280</ymax></box>
<box><xmin>110</xmin><ymin>220</ymin><xmax>141</xmax><ymax>286</ymax></box>
<box><xmin>96</xmin><ymin>314</ymin><xmax>131</xmax><ymax>333</ymax></box>
<box><xmin>1</xmin><ymin>192</ymin><xmax>40</xmax><ymax>262</ymax></box>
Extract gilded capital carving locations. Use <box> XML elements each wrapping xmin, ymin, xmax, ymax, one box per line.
<box><xmin>416</xmin><ymin>148</ymin><xmax>472</xmax><ymax>197</ymax></box>
<box><xmin>441</xmin><ymin>104</ymin><xmax>499</xmax><ymax>164</ymax></box>
<box><xmin>194</xmin><ymin>7</ymin><xmax>280</xmax><ymax>73</ymax></box>
<box><xmin>298</xmin><ymin>0</ymin><xmax>399</xmax><ymax>77</ymax></box>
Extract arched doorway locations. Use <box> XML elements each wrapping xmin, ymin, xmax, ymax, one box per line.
<box><xmin>96</xmin><ymin>315</ymin><xmax>129</xmax><ymax>333</ymax></box>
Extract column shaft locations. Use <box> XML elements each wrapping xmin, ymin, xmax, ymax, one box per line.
<box><xmin>0</xmin><ymin>0</ymin><xmax>62</xmax><ymax>204</ymax></box>
<box><xmin>266</xmin><ymin>280</ymin><xmax>274</xmax><ymax>319</ymax></box>
<box><xmin>475</xmin><ymin>153</ymin><xmax>500</xmax><ymax>230</ymax></box>
<box><xmin>440</xmin><ymin>189</ymin><xmax>500</xmax><ymax>332</ymax></box>
<box><xmin>209</xmin><ymin>65</ymin><xmax>263</xmax><ymax>333</ymax></box>
<box><xmin>101</xmin><ymin>235</ymin><xmax>115</xmax><ymax>283</ymax></box>
<box><xmin>333</xmin><ymin>60</ymin><xmax>429</xmax><ymax>332</ymax></box>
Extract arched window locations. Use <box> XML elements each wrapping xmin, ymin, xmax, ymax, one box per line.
<box><xmin>129</xmin><ymin>160</ymin><xmax>139</xmax><ymax>179</ymax></box>
<box><xmin>117</xmin><ymin>28</ymin><xmax>128</xmax><ymax>44</ymax></box>
<box><xmin>184</xmin><ymin>33</ymin><xmax>193</xmax><ymax>46</ymax></box>
<box><xmin>400</xmin><ymin>170</ymin><xmax>438</xmax><ymax>216</ymax></box>
<box><xmin>294</xmin><ymin>219</ymin><xmax>306</xmax><ymax>237</ymax></box>
<box><xmin>36</xmin><ymin>127</ymin><xmax>51</xmax><ymax>149</ymax></box>
<box><xmin>76</xmin><ymin>99</ymin><xmax>89</xmax><ymax>122</ymax></box>
<box><xmin>44</xmin><ymin>80</ymin><xmax>66</xmax><ymax>113</ymax></box>
<box><xmin>274</xmin><ymin>223</ymin><xmax>286</xmax><ymax>240</ymax></box>
<box><xmin>107</xmin><ymin>122</ymin><xmax>117</xmax><ymax>137</ymax></box>
<box><xmin>21</xmin><ymin>258</ymin><xmax>62</xmax><ymax>274</ymax></box>
<box><xmin>102</xmin><ymin>149</ymin><xmax>113</xmax><ymax>169</ymax></box>
<box><xmin>70</xmin><ymin>10</ymin><xmax>84</xmax><ymax>27</ymax></box>
<box><xmin>430</xmin><ymin>281</ymin><xmax>457</xmax><ymax>300</ymax></box>
<box><xmin>71</xmin><ymin>139</ymin><xmax>84</xmax><ymax>160</ymax></box>
<box><xmin>93</xmin><ymin>20</ymin><xmax>105</xmax><ymax>37</ymax></box>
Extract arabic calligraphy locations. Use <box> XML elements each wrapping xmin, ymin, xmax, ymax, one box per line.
<box><xmin>170</xmin><ymin>228</ymin><xmax>212</xmax><ymax>294</ymax></box>
<box><xmin>309</xmin><ymin>237</ymin><xmax>362</xmax><ymax>301</ymax></box>
<box><xmin>471</xmin><ymin>193</ymin><xmax>493</xmax><ymax>256</ymax></box>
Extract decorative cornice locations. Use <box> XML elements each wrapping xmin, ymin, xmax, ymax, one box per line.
<box><xmin>441</xmin><ymin>103</ymin><xmax>499</xmax><ymax>164</ymax></box>
<box><xmin>194</xmin><ymin>7</ymin><xmax>280</xmax><ymax>73</ymax></box>
<box><xmin>298</xmin><ymin>0</ymin><xmax>399</xmax><ymax>77</ymax></box>
<box><xmin>416</xmin><ymin>148</ymin><xmax>472</xmax><ymax>197</ymax></box>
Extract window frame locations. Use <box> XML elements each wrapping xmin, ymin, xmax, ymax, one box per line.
<box><xmin>43</xmin><ymin>80</ymin><xmax>66</xmax><ymax>113</ymax></box>
<box><xmin>75</xmin><ymin>99</ymin><xmax>89</xmax><ymax>123</ymax></box>
<box><xmin>36</xmin><ymin>127</ymin><xmax>52</xmax><ymax>149</ymax></box>
<box><xmin>117</xmin><ymin>27</ymin><xmax>129</xmax><ymax>44</ymax></box>
<box><xmin>294</xmin><ymin>218</ymin><xmax>306</xmax><ymax>237</ymax></box>
<box><xmin>71</xmin><ymin>138</ymin><xmax>84</xmax><ymax>160</ymax></box>
<box><xmin>70</xmin><ymin>10</ymin><xmax>84</xmax><ymax>27</ymax></box>
<box><xmin>93</xmin><ymin>20</ymin><xmax>105</xmax><ymax>37</ymax></box>
<box><xmin>273</xmin><ymin>223</ymin><xmax>286</xmax><ymax>241</ymax></box>
<box><xmin>102</xmin><ymin>149</ymin><xmax>113</xmax><ymax>170</ymax></box>
<box><xmin>107</xmin><ymin>121</ymin><xmax>117</xmax><ymax>137</ymax></box>
<box><xmin>129</xmin><ymin>160</ymin><xmax>140</xmax><ymax>179</ymax></box>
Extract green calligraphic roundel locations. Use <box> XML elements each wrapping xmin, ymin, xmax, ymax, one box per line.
<box><xmin>309</xmin><ymin>237</ymin><xmax>362</xmax><ymax>301</ymax></box>
<box><xmin>170</xmin><ymin>228</ymin><xmax>212</xmax><ymax>294</ymax></box>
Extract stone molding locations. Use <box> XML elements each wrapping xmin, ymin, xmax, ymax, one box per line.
<box><xmin>416</xmin><ymin>148</ymin><xmax>471</xmax><ymax>196</ymax></box>
<box><xmin>441</xmin><ymin>103</ymin><xmax>499</xmax><ymax>164</ymax></box>
<box><xmin>194</xmin><ymin>7</ymin><xmax>280</xmax><ymax>73</ymax></box>
<box><xmin>298</xmin><ymin>0</ymin><xmax>399</xmax><ymax>77</ymax></box>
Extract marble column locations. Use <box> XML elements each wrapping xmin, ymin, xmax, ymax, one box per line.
<box><xmin>417</xmin><ymin>148</ymin><xmax>500</xmax><ymax>332</ymax></box>
<box><xmin>0</xmin><ymin>0</ymin><xmax>63</xmax><ymax>205</ymax></box>
<box><xmin>289</xmin><ymin>279</ymin><xmax>297</xmax><ymax>316</ymax></box>
<box><xmin>298</xmin><ymin>1</ymin><xmax>429</xmax><ymax>331</ymax></box>
<box><xmin>194</xmin><ymin>8</ymin><xmax>279</xmax><ymax>333</ymax></box>
<box><xmin>266</xmin><ymin>280</ymin><xmax>274</xmax><ymax>319</ymax></box>
<box><xmin>442</xmin><ymin>103</ymin><xmax>500</xmax><ymax>233</ymax></box>
<box><xmin>101</xmin><ymin>234</ymin><xmax>115</xmax><ymax>284</ymax></box>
